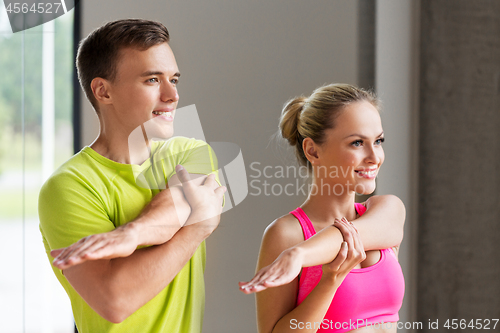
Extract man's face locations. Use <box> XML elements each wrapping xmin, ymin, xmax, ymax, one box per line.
<box><xmin>106</xmin><ymin>43</ymin><xmax>180</xmax><ymax>139</ymax></box>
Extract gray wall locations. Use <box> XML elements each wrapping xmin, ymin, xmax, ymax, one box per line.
<box><xmin>418</xmin><ymin>0</ymin><xmax>500</xmax><ymax>328</ymax></box>
<box><xmin>376</xmin><ymin>0</ymin><xmax>420</xmax><ymax>328</ymax></box>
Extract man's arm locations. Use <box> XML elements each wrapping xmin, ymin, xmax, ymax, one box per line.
<box><xmin>64</xmin><ymin>220</ymin><xmax>210</xmax><ymax>323</ymax></box>
<box><xmin>58</xmin><ymin>167</ymin><xmax>225</xmax><ymax>323</ymax></box>
<box><xmin>50</xmin><ymin>173</ymin><xmax>208</xmax><ymax>268</ymax></box>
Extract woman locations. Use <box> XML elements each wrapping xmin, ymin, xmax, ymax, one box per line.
<box><xmin>239</xmin><ymin>84</ymin><xmax>405</xmax><ymax>333</ymax></box>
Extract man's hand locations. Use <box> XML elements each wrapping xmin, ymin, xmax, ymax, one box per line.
<box><xmin>50</xmin><ymin>186</ymin><xmax>185</xmax><ymax>270</ymax></box>
<box><xmin>51</xmin><ymin>223</ymin><xmax>140</xmax><ymax>270</ymax></box>
<box><xmin>51</xmin><ymin>167</ymin><xmax>225</xmax><ymax>270</ymax></box>
<box><xmin>174</xmin><ymin>165</ymin><xmax>226</xmax><ymax>234</ymax></box>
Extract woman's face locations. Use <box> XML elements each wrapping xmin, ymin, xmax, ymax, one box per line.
<box><xmin>315</xmin><ymin>101</ymin><xmax>385</xmax><ymax>195</ymax></box>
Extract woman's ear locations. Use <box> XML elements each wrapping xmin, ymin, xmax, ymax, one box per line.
<box><xmin>303</xmin><ymin>138</ymin><xmax>320</xmax><ymax>165</ymax></box>
<box><xmin>91</xmin><ymin>77</ymin><xmax>113</xmax><ymax>105</ymax></box>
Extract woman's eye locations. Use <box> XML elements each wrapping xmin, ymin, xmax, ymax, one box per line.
<box><xmin>351</xmin><ymin>140</ymin><xmax>363</xmax><ymax>147</ymax></box>
<box><xmin>375</xmin><ymin>137</ymin><xmax>385</xmax><ymax>145</ymax></box>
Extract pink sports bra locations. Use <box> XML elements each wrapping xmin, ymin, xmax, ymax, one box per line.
<box><xmin>291</xmin><ymin>203</ymin><xmax>405</xmax><ymax>332</ymax></box>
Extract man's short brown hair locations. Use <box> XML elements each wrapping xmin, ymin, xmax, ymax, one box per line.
<box><xmin>76</xmin><ymin>19</ymin><xmax>170</xmax><ymax>112</ymax></box>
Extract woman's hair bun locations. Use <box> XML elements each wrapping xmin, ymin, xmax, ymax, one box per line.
<box><xmin>279</xmin><ymin>96</ymin><xmax>307</xmax><ymax>146</ymax></box>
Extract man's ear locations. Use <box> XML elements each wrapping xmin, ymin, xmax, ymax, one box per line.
<box><xmin>303</xmin><ymin>138</ymin><xmax>320</xmax><ymax>165</ymax></box>
<box><xmin>91</xmin><ymin>77</ymin><xmax>113</xmax><ymax>105</ymax></box>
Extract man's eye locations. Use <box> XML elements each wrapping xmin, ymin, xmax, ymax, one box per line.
<box><xmin>147</xmin><ymin>78</ymin><xmax>159</xmax><ymax>83</ymax></box>
<box><xmin>170</xmin><ymin>78</ymin><xmax>179</xmax><ymax>86</ymax></box>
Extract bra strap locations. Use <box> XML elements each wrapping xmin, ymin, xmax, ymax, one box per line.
<box><xmin>290</xmin><ymin>207</ymin><xmax>316</xmax><ymax>240</ymax></box>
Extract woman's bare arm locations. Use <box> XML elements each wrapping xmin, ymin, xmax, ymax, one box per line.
<box><xmin>239</xmin><ymin>194</ymin><xmax>405</xmax><ymax>291</ymax></box>
<box><xmin>299</xmin><ymin>194</ymin><xmax>405</xmax><ymax>267</ymax></box>
<box><xmin>244</xmin><ymin>217</ymin><xmax>364</xmax><ymax>333</ymax></box>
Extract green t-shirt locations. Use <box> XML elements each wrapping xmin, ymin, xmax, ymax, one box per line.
<box><xmin>39</xmin><ymin>137</ymin><xmax>218</xmax><ymax>333</ymax></box>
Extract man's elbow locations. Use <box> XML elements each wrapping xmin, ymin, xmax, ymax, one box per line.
<box><xmin>101</xmin><ymin>311</ymin><xmax>127</xmax><ymax>324</ymax></box>
<box><xmin>96</xmin><ymin>297</ymin><xmax>136</xmax><ymax>324</ymax></box>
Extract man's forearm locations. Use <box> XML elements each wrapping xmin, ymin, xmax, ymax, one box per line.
<box><xmin>130</xmin><ymin>186</ymin><xmax>191</xmax><ymax>246</ymax></box>
<box><xmin>62</xmin><ymin>170</ymin><xmax>224</xmax><ymax>323</ymax></box>
<box><xmin>64</xmin><ymin>221</ymin><xmax>209</xmax><ymax>323</ymax></box>
<box><xmin>50</xmin><ymin>174</ymin><xmax>218</xmax><ymax>271</ymax></box>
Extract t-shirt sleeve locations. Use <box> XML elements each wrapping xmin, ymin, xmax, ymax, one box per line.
<box><xmin>39</xmin><ymin>172</ymin><xmax>116</xmax><ymax>252</ymax></box>
<box><xmin>158</xmin><ymin>137</ymin><xmax>220</xmax><ymax>181</ymax></box>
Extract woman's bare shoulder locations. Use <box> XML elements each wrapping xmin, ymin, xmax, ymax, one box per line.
<box><xmin>262</xmin><ymin>213</ymin><xmax>305</xmax><ymax>251</ymax></box>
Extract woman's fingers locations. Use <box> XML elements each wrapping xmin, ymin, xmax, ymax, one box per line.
<box><xmin>328</xmin><ymin>241</ymin><xmax>348</xmax><ymax>271</ymax></box>
<box><xmin>336</xmin><ymin>218</ymin><xmax>364</xmax><ymax>268</ymax></box>
<box><xmin>240</xmin><ymin>268</ymin><xmax>267</xmax><ymax>290</ymax></box>
<box><xmin>343</xmin><ymin>218</ymin><xmax>365</xmax><ymax>261</ymax></box>
<box><xmin>341</xmin><ymin>217</ymin><xmax>365</xmax><ymax>263</ymax></box>
<box><xmin>334</xmin><ymin>219</ymin><xmax>354</xmax><ymax>253</ymax></box>
<box><xmin>239</xmin><ymin>263</ymin><xmax>288</xmax><ymax>293</ymax></box>
<box><xmin>239</xmin><ymin>275</ymin><xmax>285</xmax><ymax>294</ymax></box>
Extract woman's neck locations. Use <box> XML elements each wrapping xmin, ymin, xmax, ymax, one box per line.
<box><xmin>301</xmin><ymin>185</ymin><xmax>358</xmax><ymax>227</ymax></box>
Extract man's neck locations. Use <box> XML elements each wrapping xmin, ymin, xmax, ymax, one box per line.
<box><xmin>90</xmin><ymin>131</ymin><xmax>151</xmax><ymax>165</ymax></box>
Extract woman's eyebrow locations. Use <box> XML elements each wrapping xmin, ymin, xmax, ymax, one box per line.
<box><xmin>343</xmin><ymin>131</ymin><xmax>384</xmax><ymax>140</ymax></box>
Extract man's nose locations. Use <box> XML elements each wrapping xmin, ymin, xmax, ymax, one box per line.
<box><xmin>160</xmin><ymin>82</ymin><xmax>179</xmax><ymax>103</ymax></box>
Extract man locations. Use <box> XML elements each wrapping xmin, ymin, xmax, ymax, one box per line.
<box><xmin>39</xmin><ymin>19</ymin><xmax>225</xmax><ymax>332</ymax></box>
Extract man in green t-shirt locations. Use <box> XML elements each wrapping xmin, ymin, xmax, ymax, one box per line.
<box><xmin>39</xmin><ymin>19</ymin><xmax>225</xmax><ymax>332</ymax></box>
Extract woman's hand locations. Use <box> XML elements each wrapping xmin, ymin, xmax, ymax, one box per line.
<box><xmin>239</xmin><ymin>246</ymin><xmax>304</xmax><ymax>294</ymax></box>
<box><xmin>321</xmin><ymin>217</ymin><xmax>365</xmax><ymax>284</ymax></box>
<box><xmin>239</xmin><ymin>217</ymin><xmax>365</xmax><ymax>294</ymax></box>
<box><xmin>51</xmin><ymin>222</ymin><xmax>140</xmax><ymax>270</ymax></box>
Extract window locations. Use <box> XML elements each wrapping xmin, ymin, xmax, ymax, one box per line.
<box><xmin>0</xmin><ymin>6</ymin><xmax>75</xmax><ymax>332</ymax></box>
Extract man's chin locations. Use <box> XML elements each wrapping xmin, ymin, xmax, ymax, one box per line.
<box><xmin>143</xmin><ymin>122</ymin><xmax>174</xmax><ymax>141</ymax></box>
<box><xmin>148</xmin><ymin>130</ymin><xmax>174</xmax><ymax>141</ymax></box>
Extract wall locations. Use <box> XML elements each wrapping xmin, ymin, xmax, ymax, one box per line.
<box><xmin>375</xmin><ymin>0</ymin><xmax>420</xmax><ymax>329</ymax></box>
<box><xmin>418</xmin><ymin>0</ymin><xmax>500</xmax><ymax>328</ymax></box>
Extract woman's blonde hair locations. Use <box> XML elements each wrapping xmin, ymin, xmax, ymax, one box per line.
<box><xmin>279</xmin><ymin>83</ymin><xmax>379</xmax><ymax>168</ymax></box>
